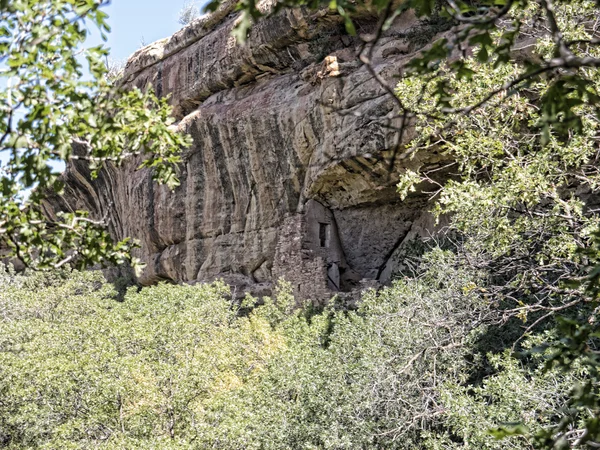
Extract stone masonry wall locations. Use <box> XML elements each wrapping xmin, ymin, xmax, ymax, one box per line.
<box><xmin>272</xmin><ymin>213</ymin><xmax>331</xmax><ymax>303</ymax></box>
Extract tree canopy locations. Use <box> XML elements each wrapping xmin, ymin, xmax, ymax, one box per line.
<box><xmin>0</xmin><ymin>0</ymin><xmax>190</xmax><ymax>271</ymax></box>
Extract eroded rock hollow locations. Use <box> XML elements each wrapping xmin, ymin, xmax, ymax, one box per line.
<box><xmin>45</xmin><ymin>4</ymin><xmax>452</xmax><ymax>300</ymax></box>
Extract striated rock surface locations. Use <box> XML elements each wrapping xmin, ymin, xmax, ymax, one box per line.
<box><xmin>45</xmin><ymin>5</ymin><xmax>452</xmax><ymax>299</ymax></box>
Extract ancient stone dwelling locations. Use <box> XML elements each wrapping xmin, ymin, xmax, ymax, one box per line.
<box><xmin>273</xmin><ymin>200</ymin><xmax>354</xmax><ymax>301</ymax></box>
<box><xmin>45</xmin><ymin>3</ymin><xmax>452</xmax><ymax>300</ymax></box>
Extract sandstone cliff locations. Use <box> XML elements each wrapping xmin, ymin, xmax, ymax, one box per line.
<box><xmin>45</xmin><ymin>4</ymin><xmax>451</xmax><ymax>300</ymax></box>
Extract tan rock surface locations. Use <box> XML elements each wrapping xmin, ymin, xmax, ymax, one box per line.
<box><xmin>45</xmin><ymin>7</ymin><xmax>452</xmax><ymax>297</ymax></box>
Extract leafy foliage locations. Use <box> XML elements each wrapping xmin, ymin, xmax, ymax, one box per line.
<box><xmin>393</xmin><ymin>3</ymin><xmax>600</xmax><ymax>446</ymax></box>
<box><xmin>0</xmin><ymin>262</ymin><xmax>587</xmax><ymax>449</ymax></box>
<box><xmin>2</xmin><ymin>0</ymin><xmax>600</xmax><ymax>448</ymax></box>
<box><xmin>0</xmin><ymin>268</ymin><xmax>281</xmax><ymax>448</ymax></box>
<box><xmin>0</xmin><ymin>0</ymin><xmax>191</xmax><ymax>271</ymax></box>
<box><xmin>197</xmin><ymin>0</ymin><xmax>600</xmax><ymax>446</ymax></box>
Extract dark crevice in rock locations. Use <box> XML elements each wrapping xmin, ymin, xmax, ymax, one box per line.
<box><xmin>376</xmin><ymin>223</ymin><xmax>413</xmax><ymax>282</ymax></box>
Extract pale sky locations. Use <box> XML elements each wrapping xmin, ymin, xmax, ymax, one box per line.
<box><xmin>95</xmin><ymin>0</ymin><xmax>208</xmax><ymax>62</ymax></box>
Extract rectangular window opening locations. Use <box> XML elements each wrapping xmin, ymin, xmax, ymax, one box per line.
<box><xmin>319</xmin><ymin>223</ymin><xmax>330</xmax><ymax>248</ymax></box>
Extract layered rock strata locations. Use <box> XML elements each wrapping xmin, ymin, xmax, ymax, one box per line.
<box><xmin>45</xmin><ymin>5</ymin><xmax>452</xmax><ymax>299</ymax></box>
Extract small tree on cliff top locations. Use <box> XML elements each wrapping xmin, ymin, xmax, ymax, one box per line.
<box><xmin>179</xmin><ymin>1</ymin><xmax>202</xmax><ymax>25</ymax></box>
<box><xmin>0</xmin><ymin>0</ymin><xmax>191</xmax><ymax>271</ymax></box>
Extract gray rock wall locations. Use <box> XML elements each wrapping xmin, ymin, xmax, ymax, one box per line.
<box><xmin>44</xmin><ymin>5</ymin><xmax>452</xmax><ymax>300</ymax></box>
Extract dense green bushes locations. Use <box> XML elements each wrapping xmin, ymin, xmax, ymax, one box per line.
<box><xmin>0</xmin><ymin>260</ymin><xmax>584</xmax><ymax>449</ymax></box>
<box><xmin>0</xmin><ymin>269</ymin><xmax>281</xmax><ymax>449</ymax></box>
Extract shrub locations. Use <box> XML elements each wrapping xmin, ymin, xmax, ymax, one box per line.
<box><xmin>0</xmin><ymin>268</ymin><xmax>283</xmax><ymax>448</ymax></box>
<box><xmin>178</xmin><ymin>1</ymin><xmax>201</xmax><ymax>26</ymax></box>
<box><xmin>0</xmin><ymin>263</ymin><xmax>583</xmax><ymax>449</ymax></box>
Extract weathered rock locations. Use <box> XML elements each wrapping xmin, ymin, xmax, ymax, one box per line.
<box><xmin>44</xmin><ymin>6</ymin><xmax>453</xmax><ymax>300</ymax></box>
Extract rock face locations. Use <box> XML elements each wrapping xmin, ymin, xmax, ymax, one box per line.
<box><xmin>45</xmin><ymin>4</ymin><xmax>452</xmax><ymax>299</ymax></box>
